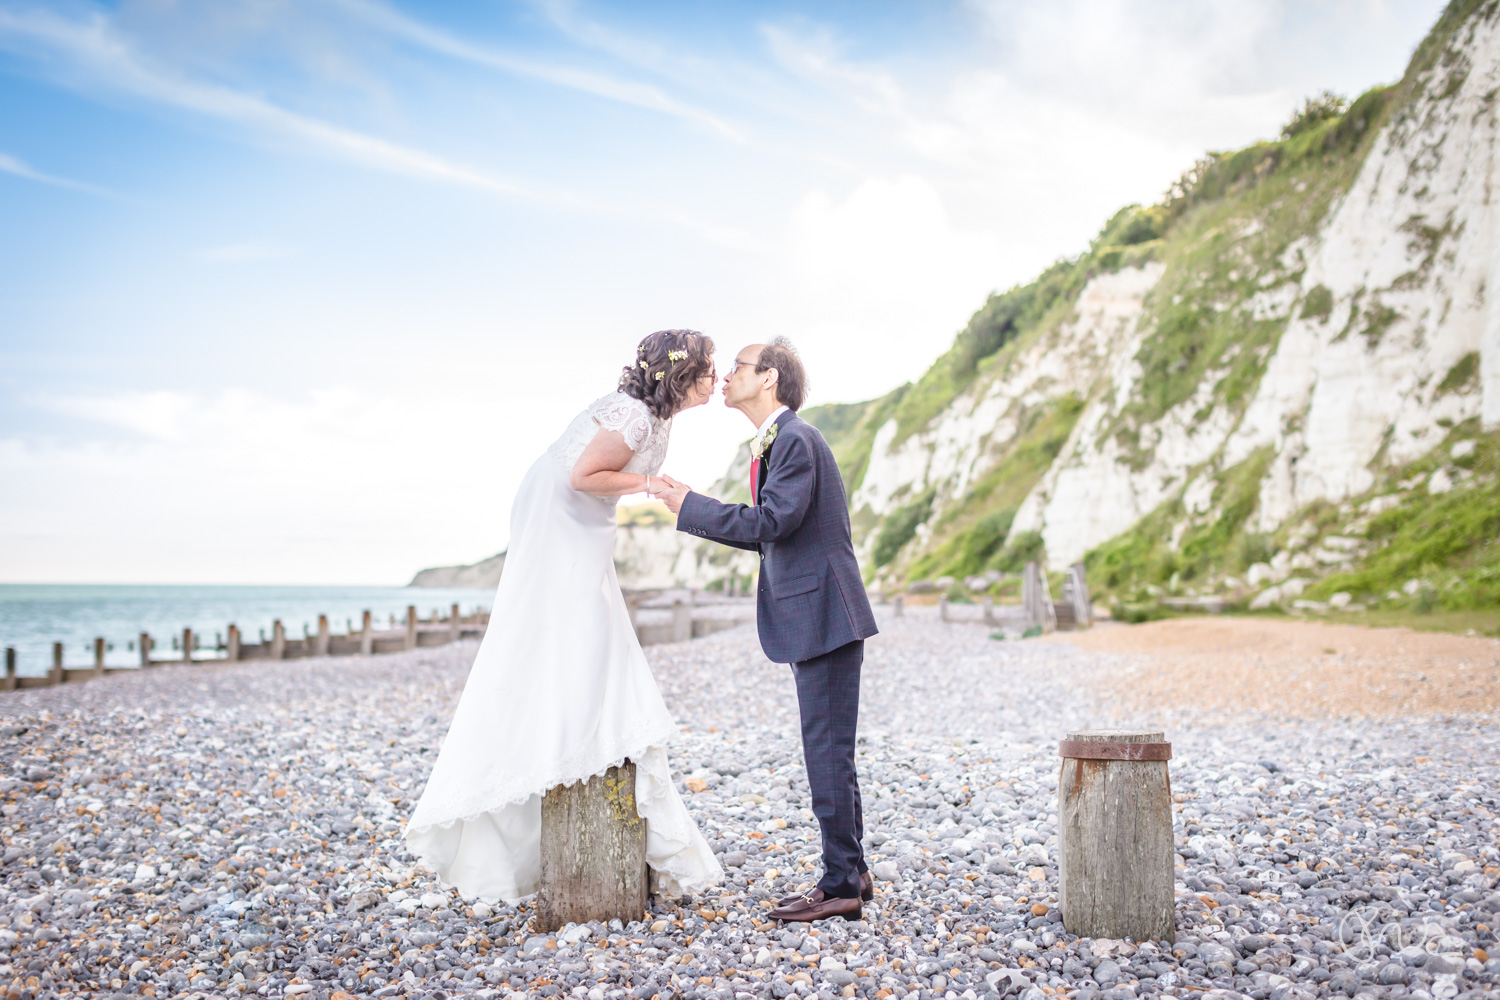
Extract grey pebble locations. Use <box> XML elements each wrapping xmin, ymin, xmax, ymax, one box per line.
<box><xmin>0</xmin><ymin>609</ymin><xmax>1494</xmax><ymax>1000</ymax></box>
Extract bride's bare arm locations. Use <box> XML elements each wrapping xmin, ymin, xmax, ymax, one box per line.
<box><xmin>570</xmin><ymin>428</ymin><xmax>656</xmax><ymax>497</ymax></box>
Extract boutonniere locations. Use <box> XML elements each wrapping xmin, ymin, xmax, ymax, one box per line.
<box><xmin>750</xmin><ymin>422</ymin><xmax>779</xmax><ymax>460</ymax></box>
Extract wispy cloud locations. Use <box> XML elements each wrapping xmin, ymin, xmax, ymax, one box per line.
<box><xmin>0</xmin><ymin>5</ymin><xmax>569</xmax><ymax>205</ymax></box>
<box><xmin>0</xmin><ymin>148</ymin><xmax>108</xmax><ymax>195</ymax></box>
<box><xmin>325</xmin><ymin>0</ymin><xmax>745</xmax><ymax>143</ymax></box>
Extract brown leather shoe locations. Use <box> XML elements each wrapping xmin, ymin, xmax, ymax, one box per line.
<box><xmin>775</xmin><ymin>870</ymin><xmax>873</xmax><ymax>908</ymax></box>
<box><xmin>768</xmin><ymin>888</ymin><xmax>862</xmax><ymax>923</ymax></box>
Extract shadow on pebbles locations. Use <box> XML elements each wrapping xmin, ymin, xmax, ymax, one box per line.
<box><xmin>0</xmin><ymin>607</ymin><xmax>1497</xmax><ymax>1000</ymax></box>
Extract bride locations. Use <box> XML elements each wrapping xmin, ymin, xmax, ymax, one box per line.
<box><xmin>405</xmin><ymin>329</ymin><xmax>723</xmax><ymax>901</ymax></box>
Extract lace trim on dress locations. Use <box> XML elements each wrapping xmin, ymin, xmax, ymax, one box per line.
<box><xmin>588</xmin><ymin>394</ymin><xmax>654</xmax><ymax>452</ymax></box>
<box><xmin>404</xmin><ymin>725</ymin><xmax>720</xmax><ymax>898</ymax></box>
<box><xmin>407</xmin><ymin>717</ymin><xmax>675</xmax><ymax>831</ymax></box>
<box><xmin>545</xmin><ymin>393</ymin><xmax>671</xmax><ymax>506</ymax></box>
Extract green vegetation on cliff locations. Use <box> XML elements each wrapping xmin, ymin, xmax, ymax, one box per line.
<box><xmin>801</xmin><ymin>1</ymin><xmax>1500</xmax><ymax>635</ymax></box>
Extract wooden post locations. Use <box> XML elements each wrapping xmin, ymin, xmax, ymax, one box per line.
<box><xmin>270</xmin><ymin>620</ymin><xmax>285</xmax><ymax>660</ymax></box>
<box><xmin>536</xmin><ymin>761</ymin><xmax>648</xmax><ymax>931</ymax></box>
<box><xmin>893</xmin><ymin>595</ymin><xmax>903</xmax><ymax>617</ymax></box>
<box><xmin>1023</xmin><ymin>562</ymin><xmax>1057</xmax><ymax>633</ymax></box>
<box><xmin>1068</xmin><ymin>562</ymin><xmax>1093</xmax><ymax>628</ymax></box>
<box><xmin>1058</xmin><ymin>730</ymin><xmax>1175</xmax><ymax>942</ymax></box>
<box><xmin>50</xmin><ymin>642</ymin><xmax>63</xmax><ymax>685</ymax></box>
<box><xmin>405</xmin><ymin>605</ymin><xmax>418</xmax><ymax>650</ymax></box>
<box><xmin>226</xmin><ymin>625</ymin><xmax>240</xmax><ymax>663</ymax></box>
<box><xmin>360</xmin><ymin>610</ymin><xmax>374</xmax><ymax>656</ymax></box>
<box><xmin>3</xmin><ymin>648</ymin><xmax>15</xmax><ymax>692</ymax></box>
<box><xmin>449</xmin><ymin>603</ymin><xmax>461</xmax><ymax>645</ymax></box>
<box><xmin>182</xmin><ymin>628</ymin><xmax>194</xmax><ymax>664</ymax></box>
<box><xmin>93</xmin><ymin>637</ymin><xmax>106</xmax><ymax>678</ymax></box>
<box><xmin>140</xmin><ymin>633</ymin><xmax>152</xmax><ymax>667</ymax></box>
<box><xmin>939</xmin><ymin>595</ymin><xmax>949</xmax><ymax>622</ymax></box>
<box><xmin>982</xmin><ymin>596</ymin><xmax>996</xmax><ymax>626</ymax></box>
<box><xmin>670</xmin><ymin>599</ymin><xmax>691</xmax><ymax>643</ymax></box>
<box><xmin>316</xmin><ymin>615</ymin><xmax>331</xmax><ymax>657</ymax></box>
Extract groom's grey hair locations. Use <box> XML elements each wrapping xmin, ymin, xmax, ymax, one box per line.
<box><xmin>757</xmin><ymin>336</ymin><xmax>808</xmax><ymax>411</ymax></box>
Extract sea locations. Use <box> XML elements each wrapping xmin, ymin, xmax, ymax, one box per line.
<box><xmin>0</xmin><ymin>584</ymin><xmax>495</xmax><ymax>678</ymax></box>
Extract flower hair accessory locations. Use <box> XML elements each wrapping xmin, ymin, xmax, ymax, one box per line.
<box><xmin>667</xmin><ymin>349</ymin><xmax>688</xmax><ymax>362</ymax></box>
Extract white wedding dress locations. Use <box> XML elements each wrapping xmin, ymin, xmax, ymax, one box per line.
<box><xmin>404</xmin><ymin>392</ymin><xmax>723</xmax><ymax>901</ymax></box>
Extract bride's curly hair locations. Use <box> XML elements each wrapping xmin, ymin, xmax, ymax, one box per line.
<box><xmin>619</xmin><ymin>329</ymin><xmax>715</xmax><ymax>419</ymax></box>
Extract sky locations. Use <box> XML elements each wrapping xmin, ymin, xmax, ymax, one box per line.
<box><xmin>0</xmin><ymin>0</ymin><xmax>1449</xmax><ymax>585</ymax></box>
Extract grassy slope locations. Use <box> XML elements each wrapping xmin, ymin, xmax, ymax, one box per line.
<box><xmin>805</xmin><ymin>1</ymin><xmax>1500</xmax><ymax>633</ymax></box>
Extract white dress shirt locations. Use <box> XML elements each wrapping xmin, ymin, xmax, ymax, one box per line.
<box><xmin>756</xmin><ymin>405</ymin><xmax>789</xmax><ymax>447</ymax></box>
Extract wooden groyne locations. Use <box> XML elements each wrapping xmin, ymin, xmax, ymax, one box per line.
<box><xmin>2</xmin><ymin>591</ymin><xmax>757</xmax><ymax>693</ymax></box>
<box><xmin>2</xmin><ymin>604</ymin><xmax>489</xmax><ymax>692</ymax></box>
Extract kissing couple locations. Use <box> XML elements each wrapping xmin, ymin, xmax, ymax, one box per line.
<box><xmin>405</xmin><ymin>329</ymin><xmax>879</xmax><ymax>924</ymax></box>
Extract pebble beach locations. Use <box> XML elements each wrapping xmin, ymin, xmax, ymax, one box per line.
<box><xmin>2</xmin><ymin>608</ymin><xmax>1498</xmax><ymax>1000</ymax></box>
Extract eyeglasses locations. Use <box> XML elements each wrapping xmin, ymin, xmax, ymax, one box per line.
<box><xmin>727</xmin><ymin>360</ymin><xmax>758</xmax><ymax>377</ymax></box>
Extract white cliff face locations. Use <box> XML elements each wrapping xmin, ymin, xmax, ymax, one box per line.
<box><xmin>612</xmin><ymin>522</ymin><xmax>758</xmax><ymax>589</ymax></box>
<box><xmin>612</xmin><ymin>443</ymin><xmax>759</xmax><ymax>589</ymax></box>
<box><xmin>1222</xmin><ymin>18</ymin><xmax>1500</xmax><ymax>529</ymax></box>
<box><xmin>1001</xmin><ymin>14</ymin><xmax>1500</xmax><ymax>568</ymax></box>
<box><xmin>850</xmin><ymin>263</ymin><xmax>1166</xmax><ymax>568</ymax></box>
<box><xmin>625</xmin><ymin>9</ymin><xmax>1500</xmax><ymax>586</ymax></box>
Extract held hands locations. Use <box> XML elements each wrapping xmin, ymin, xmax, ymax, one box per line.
<box><xmin>654</xmin><ymin>475</ymin><xmax>692</xmax><ymax>514</ymax></box>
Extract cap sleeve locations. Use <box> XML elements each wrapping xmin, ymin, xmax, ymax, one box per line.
<box><xmin>589</xmin><ymin>393</ymin><xmax>654</xmax><ymax>453</ymax></box>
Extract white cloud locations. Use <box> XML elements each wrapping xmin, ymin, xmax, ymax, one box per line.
<box><xmin>1</xmin><ymin>386</ymin><xmax>521</xmax><ymax>583</ymax></box>
<box><xmin>0</xmin><ymin>6</ymin><xmax>562</xmax><ymax>202</ymax></box>
<box><xmin>776</xmin><ymin>175</ymin><xmax>1007</xmax><ymax>399</ymax></box>
<box><xmin>0</xmin><ymin>148</ymin><xmax>108</xmax><ymax>195</ymax></box>
<box><xmin>327</xmin><ymin>0</ymin><xmax>745</xmax><ymax>142</ymax></box>
<box><xmin>787</xmin><ymin>174</ymin><xmax>1001</xmax><ymax>299</ymax></box>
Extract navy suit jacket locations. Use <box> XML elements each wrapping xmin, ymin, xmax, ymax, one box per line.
<box><xmin>676</xmin><ymin>409</ymin><xmax>878</xmax><ymax>664</ymax></box>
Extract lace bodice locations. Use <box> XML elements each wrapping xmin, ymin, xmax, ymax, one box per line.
<box><xmin>548</xmin><ymin>392</ymin><xmax>671</xmax><ymax>505</ymax></box>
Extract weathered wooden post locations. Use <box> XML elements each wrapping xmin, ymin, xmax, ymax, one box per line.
<box><xmin>3</xmin><ymin>648</ymin><xmax>15</xmax><ymax>692</ymax></box>
<box><xmin>270</xmin><ymin>620</ymin><xmax>286</xmax><ymax>660</ymax></box>
<box><xmin>938</xmin><ymin>595</ymin><xmax>949</xmax><ymax>622</ymax></box>
<box><xmin>226</xmin><ymin>625</ymin><xmax>240</xmax><ymax>663</ymax></box>
<box><xmin>316</xmin><ymin>615</ymin><xmax>331</xmax><ymax>657</ymax></box>
<box><xmin>1068</xmin><ymin>562</ymin><xmax>1093</xmax><ymax>628</ymax></box>
<box><xmin>670</xmin><ymin>599</ymin><xmax>691</xmax><ymax>643</ymax></box>
<box><xmin>139</xmin><ymin>632</ymin><xmax>153</xmax><ymax>667</ymax></box>
<box><xmin>1023</xmin><ymin>562</ymin><xmax>1057</xmax><ymax>633</ymax></box>
<box><xmin>536</xmin><ymin>761</ymin><xmax>648</xmax><ymax>931</ymax></box>
<box><xmin>182</xmin><ymin>628</ymin><xmax>194</xmax><ymax>664</ymax></box>
<box><xmin>50</xmin><ymin>642</ymin><xmax>63</xmax><ymax>686</ymax></box>
<box><xmin>982</xmin><ymin>596</ymin><xmax>996</xmax><ymax>626</ymax></box>
<box><xmin>893</xmin><ymin>595</ymin><xmax>904</xmax><ymax>617</ymax></box>
<box><xmin>1058</xmin><ymin>730</ymin><xmax>1175</xmax><ymax>942</ymax></box>
<box><xmin>405</xmin><ymin>605</ymin><xmax>418</xmax><ymax>650</ymax></box>
<box><xmin>449</xmin><ymin>603</ymin><xmax>461</xmax><ymax>645</ymax></box>
<box><xmin>93</xmin><ymin>637</ymin><xmax>106</xmax><ymax>679</ymax></box>
<box><xmin>360</xmin><ymin>610</ymin><xmax>374</xmax><ymax>656</ymax></box>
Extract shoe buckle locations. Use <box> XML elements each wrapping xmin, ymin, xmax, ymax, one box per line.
<box><xmin>801</xmin><ymin>893</ymin><xmax>817</xmax><ymax>905</ymax></box>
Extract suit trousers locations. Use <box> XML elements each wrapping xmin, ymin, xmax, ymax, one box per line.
<box><xmin>791</xmin><ymin>639</ymin><xmax>867</xmax><ymax>899</ymax></box>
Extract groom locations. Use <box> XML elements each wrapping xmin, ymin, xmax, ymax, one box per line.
<box><xmin>656</xmin><ymin>337</ymin><xmax>879</xmax><ymax>922</ymax></box>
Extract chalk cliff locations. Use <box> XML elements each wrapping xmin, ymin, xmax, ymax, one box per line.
<box><xmin>816</xmin><ymin>1</ymin><xmax>1500</xmax><ymax>615</ymax></box>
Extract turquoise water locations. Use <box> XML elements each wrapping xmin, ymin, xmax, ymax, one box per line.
<box><xmin>0</xmin><ymin>584</ymin><xmax>493</xmax><ymax>677</ymax></box>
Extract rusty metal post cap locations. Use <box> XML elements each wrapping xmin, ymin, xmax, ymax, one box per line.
<box><xmin>1059</xmin><ymin>729</ymin><xmax>1171</xmax><ymax>761</ymax></box>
